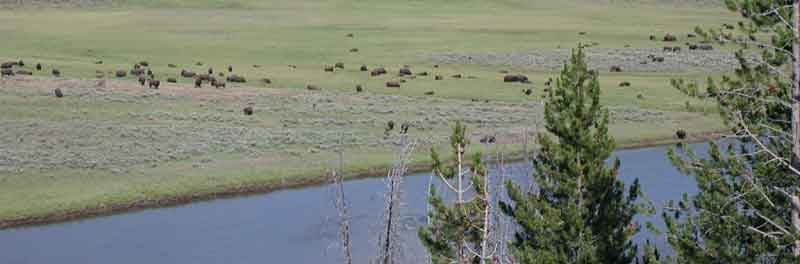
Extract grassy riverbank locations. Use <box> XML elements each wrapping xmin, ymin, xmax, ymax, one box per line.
<box><xmin>0</xmin><ymin>0</ymin><xmax>734</xmax><ymax>228</ymax></box>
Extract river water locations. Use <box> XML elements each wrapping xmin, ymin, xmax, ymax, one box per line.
<box><xmin>0</xmin><ymin>142</ymin><xmax>711</xmax><ymax>264</ymax></box>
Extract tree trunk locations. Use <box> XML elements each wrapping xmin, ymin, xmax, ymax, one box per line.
<box><xmin>792</xmin><ymin>0</ymin><xmax>800</xmax><ymax>257</ymax></box>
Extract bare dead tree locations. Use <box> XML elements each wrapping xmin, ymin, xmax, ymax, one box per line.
<box><xmin>330</xmin><ymin>137</ymin><xmax>352</xmax><ymax>264</ymax></box>
<box><xmin>375</xmin><ymin>138</ymin><xmax>416</xmax><ymax>264</ymax></box>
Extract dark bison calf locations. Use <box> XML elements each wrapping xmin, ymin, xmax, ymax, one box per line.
<box><xmin>676</xmin><ymin>129</ymin><xmax>687</xmax><ymax>140</ymax></box>
<box><xmin>370</xmin><ymin>67</ymin><xmax>387</xmax><ymax>76</ymax></box>
<box><xmin>386</xmin><ymin>81</ymin><xmax>401</xmax><ymax>88</ymax></box>
<box><xmin>243</xmin><ymin>106</ymin><xmax>254</xmax><ymax>116</ymax></box>
<box><xmin>54</xmin><ymin>88</ymin><xmax>63</xmax><ymax>98</ymax></box>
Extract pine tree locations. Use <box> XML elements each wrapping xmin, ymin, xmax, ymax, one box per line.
<box><xmin>664</xmin><ymin>0</ymin><xmax>800</xmax><ymax>262</ymax></box>
<box><xmin>500</xmin><ymin>47</ymin><xmax>644</xmax><ymax>264</ymax></box>
<box><xmin>418</xmin><ymin>121</ymin><xmax>495</xmax><ymax>264</ymax></box>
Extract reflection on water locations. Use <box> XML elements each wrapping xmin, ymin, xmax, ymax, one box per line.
<box><xmin>0</xmin><ymin>142</ymin><xmax>713</xmax><ymax>264</ymax></box>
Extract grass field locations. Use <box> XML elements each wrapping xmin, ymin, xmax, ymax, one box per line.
<box><xmin>0</xmin><ymin>0</ymin><xmax>736</xmax><ymax>226</ymax></box>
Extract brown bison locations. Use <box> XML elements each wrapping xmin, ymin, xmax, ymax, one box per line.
<box><xmin>168</xmin><ymin>64</ymin><xmax>177</xmax><ymax>68</ymax></box>
<box><xmin>196</xmin><ymin>74</ymin><xmax>212</xmax><ymax>81</ymax></box>
<box><xmin>261</xmin><ymin>78</ymin><xmax>272</xmax><ymax>84</ymax></box>
<box><xmin>243</xmin><ymin>106</ymin><xmax>254</xmax><ymax>116</ymax></box>
<box><xmin>181</xmin><ymin>70</ymin><xmax>196</xmax><ymax>78</ymax></box>
<box><xmin>51</xmin><ymin>69</ymin><xmax>61</xmax><ymax>77</ymax></box>
<box><xmin>36</xmin><ymin>63</ymin><xmax>42</xmax><ymax>71</ymax></box>
<box><xmin>619</xmin><ymin>81</ymin><xmax>631</xmax><ymax>87</ymax></box>
<box><xmin>451</xmin><ymin>74</ymin><xmax>462</xmax><ymax>78</ymax></box>
<box><xmin>676</xmin><ymin>129</ymin><xmax>687</xmax><ymax>140</ymax></box>
<box><xmin>335</xmin><ymin>62</ymin><xmax>344</xmax><ymax>69</ymax></box>
<box><xmin>17</xmin><ymin>60</ymin><xmax>24</xmax><ymax>67</ymax></box>
<box><xmin>386</xmin><ymin>81</ymin><xmax>401</xmax><ymax>88</ymax></box>
<box><xmin>398</xmin><ymin>68</ymin><xmax>412</xmax><ymax>76</ymax></box>
<box><xmin>360</xmin><ymin>65</ymin><xmax>368</xmax><ymax>71</ymax></box>
<box><xmin>194</xmin><ymin>78</ymin><xmax>203</xmax><ymax>88</ymax></box>
<box><xmin>148</xmin><ymin>80</ymin><xmax>160</xmax><ymax>89</ymax></box>
<box><xmin>1</xmin><ymin>68</ymin><xmax>13</xmax><ymax>76</ymax></box>
<box><xmin>0</xmin><ymin>62</ymin><xmax>15</xmax><ymax>69</ymax></box>
<box><xmin>228</xmin><ymin>65</ymin><xmax>233</xmax><ymax>72</ymax></box>
<box><xmin>138</xmin><ymin>76</ymin><xmax>146</xmax><ymax>86</ymax></box>
<box><xmin>167</xmin><ymin>78</ymin><xmax>177</xmax><ymax>83</ymax></box>
<box><xmin>424</xmin><ymin>91</ymin><xmax>435</xmax><ymax>96</ymax></box>
<box><xmin>54</xmin><ymin>88</ymin><xmax>63</xmax><ymax>98</ymax></box>
<box><xmin>435</xmin><ymin>75</ymin><xmax>443</xmax><ymax>80</ymax></box>
<box><xmin>226</xmin><ymin>75</ymin><xmax>246</xmax><ymax>83</ymax></box>
<box><xmin>356</xmin><ymin>84</ymin><xmax>363</xmax><ymax>92</ymax></box>
<box><xmin>130</xmin><ymin>68</ymin><xmax>145</xmax><ymax>76</ymax></box>
<box><xmin>139</xmin><ymin>61</ymin><xmax>149</xmax><ymax>67</ymax></box>
<box><xmin>503</xmin><ymin>74</ymin><xmax>529</xmax><ymax>83</ymax></box>
<box><xmin>324</xmin><ymin>66</ymin><xmax>335</xmax><ymax>72</ymax></box>
<box><xmin>349</xmin><ymin>48</ymin><xmax>359</xmax><ymax>53</ymax></box>
<box><xmin>370</xmin><ymin>67</ymin><xmax>387</xmax><ymax>76</ymax></box>
<box><xmin>609</xmin><ymin>66</ymin><xmax>623</xmax><ymax>72</ymax></box>
<box><xmin>306</xmin><ymin>84</ymin><xmax>321</xmax><ymax>91</ymax></box>
<box><xmin>115</xmin><ymin>70</ymin><xmax>127</xmax><ymax>78</ymax></box>
<box><xmin>663</xmin><ymin>33</ymin><xmax>677</xmax><ymax>42</ymax></box>
<box><xmin>523</xmin><ymin>88</ymin><xmax>533</xmax><ymax>96</ymax></box>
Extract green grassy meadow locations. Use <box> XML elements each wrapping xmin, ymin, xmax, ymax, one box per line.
<box><xmin>0</xmin><ymin>0</ymin><xmax>736</xmax><ymax>225</ymax></box>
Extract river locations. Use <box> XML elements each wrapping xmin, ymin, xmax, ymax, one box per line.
<box><xmin>0</xmin><ymin>142</ymin><xmax>712</xmax><ymax>264</ymax></box>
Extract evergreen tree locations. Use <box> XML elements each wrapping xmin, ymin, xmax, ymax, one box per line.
<box><xmin>419</xmin><ymin>122</ymin><xmax>494</xmax><ymax>264</ymax></box>
<box><xmin>665</xmin><ymin>1</ymin><xmax>800</xmax><ymax>262</ymax></box>
<box><xmin>500</xmin><ymin>47</ymin><xmax>644</xmax><ymax>264</ymax></box>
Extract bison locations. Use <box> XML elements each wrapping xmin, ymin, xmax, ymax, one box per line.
<box><xmin>503</xmin><ymin>74</ymin><xmax>529</xmax><ymax>83</ymax></box>
<box><xmin>335</xmin><ymin>62</ymin><xmax>344</xmax><ymax>69</ymax></box>
<box><xmin>194</xmin><ymin>78</ymin><xmax>203</xmax><ymax>88</ymax></box>
<box><xmin>619</xmin><ymin>81</ymin><xmax>631</xmax><ymax>87</ymax></box>
<box><xmin>226</xmin><ymin>75</ymin><xmax>246</xmax><ymax>83</ymax></box>
<box><xmin>398</xmin><ymin>68</ymin><xmax>412</xmax><ymax>76</ymax></box>
<box><xmin>228</xmin><ymin>65</ymin><xmax>233</xmax><ymax>72</ymax></box>
<box><xmin>54</xmin><ymin>88</ymin><xmax>63</xmax><ymax>98</ymax></box>
<box><xmin>676</xmin><ymin>129</ymin><xmax>687</xmax><ymax>140</ymax></box>
<box><xmin>360</xmin><ymin>65</ymin><xmax>368</xmax><ymax>71</ymax></box>
<box><xmin>1</xmin><ymin>68</ymin><xmax>13</xmax><ymax>76</ymax></box>
<box><xmin>168</xmin><ymin>64</ymin><xmax>177</xmax><ymax>68</ymax></box>
<box><xmin>386</xmin><ymin>81</ymin><xmax>401</xmax><ymax>88</ymax></box>
<box><xmin>139</xmin><ymin>61</ymin><xmax>149</xmax><ymax>67</ymax></box>
<box><xmin>324</xmin><ymin>66</ymin><xmax>335</xmax><ymax>72</ymax></box>
<box><xmin>663</xmin><ymin>33</ymin><xmax>677</xmax><ymax>42</ymax></box>
<box><xmin>115</xmin><ymin>70</ymin><xmax>127</xmax><ymax>78</ymax></box>
<box><xmin>356</xmin><ymin>84</ymin><xmax>363</xmax><ymax>93</ymax></box>
<box><xmin>0</xmin><ymin>62</ymin><xmax>15</xmax><ymax>69</ymax></box>
<box><xmin>138</xmin><ymin>76</ymin><xmax>146</xmax><ymax>86</ymax></box>
<box><xmin>306</xmin><ymin>84</ymin><xmax>321</xmax><ymax>91</ymax></box>
<box><xmin>370</xmin><ymin>67</ymin><xmax>387</xmax><ymax>76</ymax></box>
<box><xmin>15</xmin><ymin>70</ymin><xmax>32</xmax><ymax>75</ymax></box>
<box><xmin>51</xmin><ymin>69</ymin><xmax>61</xmax><ymax>77</ymax></box>
<box><xmin>130</xmin><ymin>68</ymin><xmax>145</xmax><ymax>76</ymax></box>
<box><xmin>609</xmin><ymin>66</ymin><xmax>623</xmax><ymax>72</ymax></box>
<box><xmin>36</xmin><ymin>63</ymin><xmax>42</xmax><ymax>71</ymax></box>
<box><xmin>424</xmin><ymin>91</ymin><xmax>435</xmax><ymax>96</ymax></box>
<box><xmin>349</xmin><ymin>48</ymin><xmax>359</xmax><ymax>53</ymax></box>
<box><xmin>148</xmin><ymin>79</ymin><xmax>160</xmax><ymax>89</ymax></box>
<box><xmin>261</xmin><ymin>78</ymin><xmax>272</xmax><ymax>84</ymax></box>
<box><xmin>243</xmin><ymin>106</ymin><xmax>254</xmax><ymax>116</ymax></box>
<box><xmin>167</xmin><ymin>77</ymin><xmax>177</xmax><ymax>83</ymax></box>
<box><xmin>435</xmin><ymin>75</ymin><xmax>443</xmax><ymax>80</ymax></box>
<box><xmin>181</xmin><ymin>70</ymin><xmax>196</xmax><ymax>78</ymax></box>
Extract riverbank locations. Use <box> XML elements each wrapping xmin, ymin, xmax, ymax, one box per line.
<box><xmin>0</xmin><ymin>129</ymin><xmax>723</xmax><ymax>229</ymax></box>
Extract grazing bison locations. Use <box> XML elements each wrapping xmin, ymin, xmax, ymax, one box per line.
<box><xmin>228</xmin><ymin>65</ymin><xmax>233</xmax><ymax>72</ymax></box>
<box><xmin>356</xmin><ymin>84</ymin><xmax>363</xmax><ymax>92</ymax></box>
<box><xmin>17</xmin><ymin>60</ymin><xmax>24</xmax><ymax>67</ymax></box>
<box><xmin>148</xmin><ymin>79</ymin><xmax>160</xmax><ymax>89</ymax></box>
<box><xmin>349</xmin><ymin>48</ymin><xmax>359</xmax><ymax>53</ymax></box>
<box><xmin>619</xmin><ymin>81</ymin><xmax>631</xmax><ymax>87</ymax></box>
<box><xmin>370</xmin><ymin>67</ymin><xmax>387</xmax><ymax>76</ymax></box>
<box><xmin>196</xmin><ymin>74</ymin><xmax>212</xmax><ymax>81</ymax></box>
<box><xmin>360</xmin><ymin>65</ymin><xmax>368</xmax><ymax>71</ymax></box>
<box><xmin>1</xmin><ymin>68</ymin><xmax>13</xmax><ymax>76</ymax></box>
<box><xmin>386</xmin><ymin>121</ymin><xmax>395</xmax><ymax>132</ymax></box>
<box><xmin>208</xmin><ymin>68</ymin><xmax>213</xmax><ymax>75</ymax></box>
<box><xmin>479</xmin><ymin>136</ymin><xmax>496</xmax><ymax>144</ymax></box>
<box><xmin>51</xmin><ymin>69</ymin><xmax>61</xmax><ymax>77</ymax></box>
<box><xmin>54</xmin><ymin>88</ymin><xmax>63</xmax><ymax>98</ymax></box>
<box><xmin>435</xmin><ymin>75</ymin><xmax>443</xmax><ymax>80</ymax></box>
<box><xmin>417</xmin><ymin>71</ymin><xmax>428</xmax><ymax>76</ymax></box>
<box><xmin>400</xmin><ymin>122</ymin><xmax>410</xmax><ymax>134</ymax></box>
<box><xmin>345</xmin><ymin>33</ymin><xmax>354</xmax><ymax>38</ymax></box>
<box><xmin>663</xmin><ymin>33</ymin><xmax>677</xmax><ymax>42</ymax></box>
<box><xmin>167</xmin><ymin>77</ymin><xmax>177</xmax><ymax>83</ymax></box>
<box><xmin>15</xmin><ymin>70</ymin><xmax>32</xmax><ymax>75</ymax></box>
<box><xmin>398</xmin><ymin>67</ymin><xmax>412</xmax><ymax>76</ymax></box>
<box><xmin>675</xmin><ymin>129</ymin><xmax>687</xmax><ymax>140</ymax></box>
<box><xmin>196</xmin><ymin>62</ymin><xmax>203</xmax><ymax>66</ymax></box>
<box><xmin>386</xmin><ymin>81</ymin><xmax>401</xmax><ymax>88</ymax></box>
<box><xmin>181</xmin><ymin>70</ymin><xmax>196</xmax><ymax>78</ymax></box>
<box><xmin>243</xmin><ymin>106</ymin><xmax>254</xmax><ymax>116</ymax></box>
<box><xmin>649</xmin><ymin>35</ymin><xmax>656</xmax><ymax>41</ymax></box>
<box><xmin>687</xmin><ymin>33</ymin><xmax>697</xmax><ymax>38</ymax></box>
<box><xmin>147</xmin><ymin>69</ymin><xmax>153</xmax><ymax>77</ymax></box>
<box><xmin>451</xmin><ymin>74</ymin><xmax>462</xmax><ymax>78</ymax></box>
<box><xmin>168</xmin><ymin>64</ymin><xmax>177</xmax><ymax>68</ymax></box>
<box><xmin>335</xmin><ymin>62</ymin><xmax>344</xmax><ymax>69</ymax></box>
<box><xmin>503</xmin><ymin>74</ymin><xmax>529</xmax><ymax>83</ymax></box>
<box><xmin>36</xmin><ymin>63</ymin><xmax>42</xmax><ymax>71</ymax></box>
<box><xmin>226</xmin><ymin>75</ymin><xmax>246</xmax><ymax>83</ymax></box>
<box><xmin>139</xmin><ymin>61</ymin><xmax>149</xmax><ymax>67</ymax></box>
<box><xmin>306</xmin><ymin>84</ymin><xmax>321</xmax><ymax>91</ymax></box>
<box><xmin>324</xmin><ymin>66</ymin><xmax>335</xmax><ymax>72</ymax></box>
<box><xmin>194</xmin><ymin>78</ymin><xmax>203</xmax><ymax>88</ymax></box>
<box><xmin>424</xmin><ymin>91</ymin><xmax>435</xmax><ymax>96</ymax></box>
<box><xmin>95</xmin><ymin>60</ymin><xmax>103</xmax><ymax>64</ymax></box>
<box><xmin>609</xmin><ymin>66</ymin><xmax>623</xmax><ymax>72</ymax></box>
<box><xmin>652</xmin><ymin>56</ymin><xmax>665</xmax><ymax>62</ymax></box>
<box><xmin>694</xmin><ymin>43</ymin><xmax>713</xmax><ymax>50</ymax></box>
<box><xmin>523</xmin><ymin>88</ymin><xmax>533</xmax><ymax>96</ymax></box>
<box><xmin>138</xmin><ymin>76</ymin><xmax>146</xmax><ymax>86</ymax></box>
<box><xmin>115</xmin><ymin>70</ymin><xmax>127</xmax><ymax>78</ymax></box>
<box><xmin>213</xmin><ymin>80</ymin><xmax>226</xmax><ymax>89</ymax></box>
<box><xmin>261</xmin><ymin>78</ymin><xmax>272</xmax><ymax>84</ymax></box>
